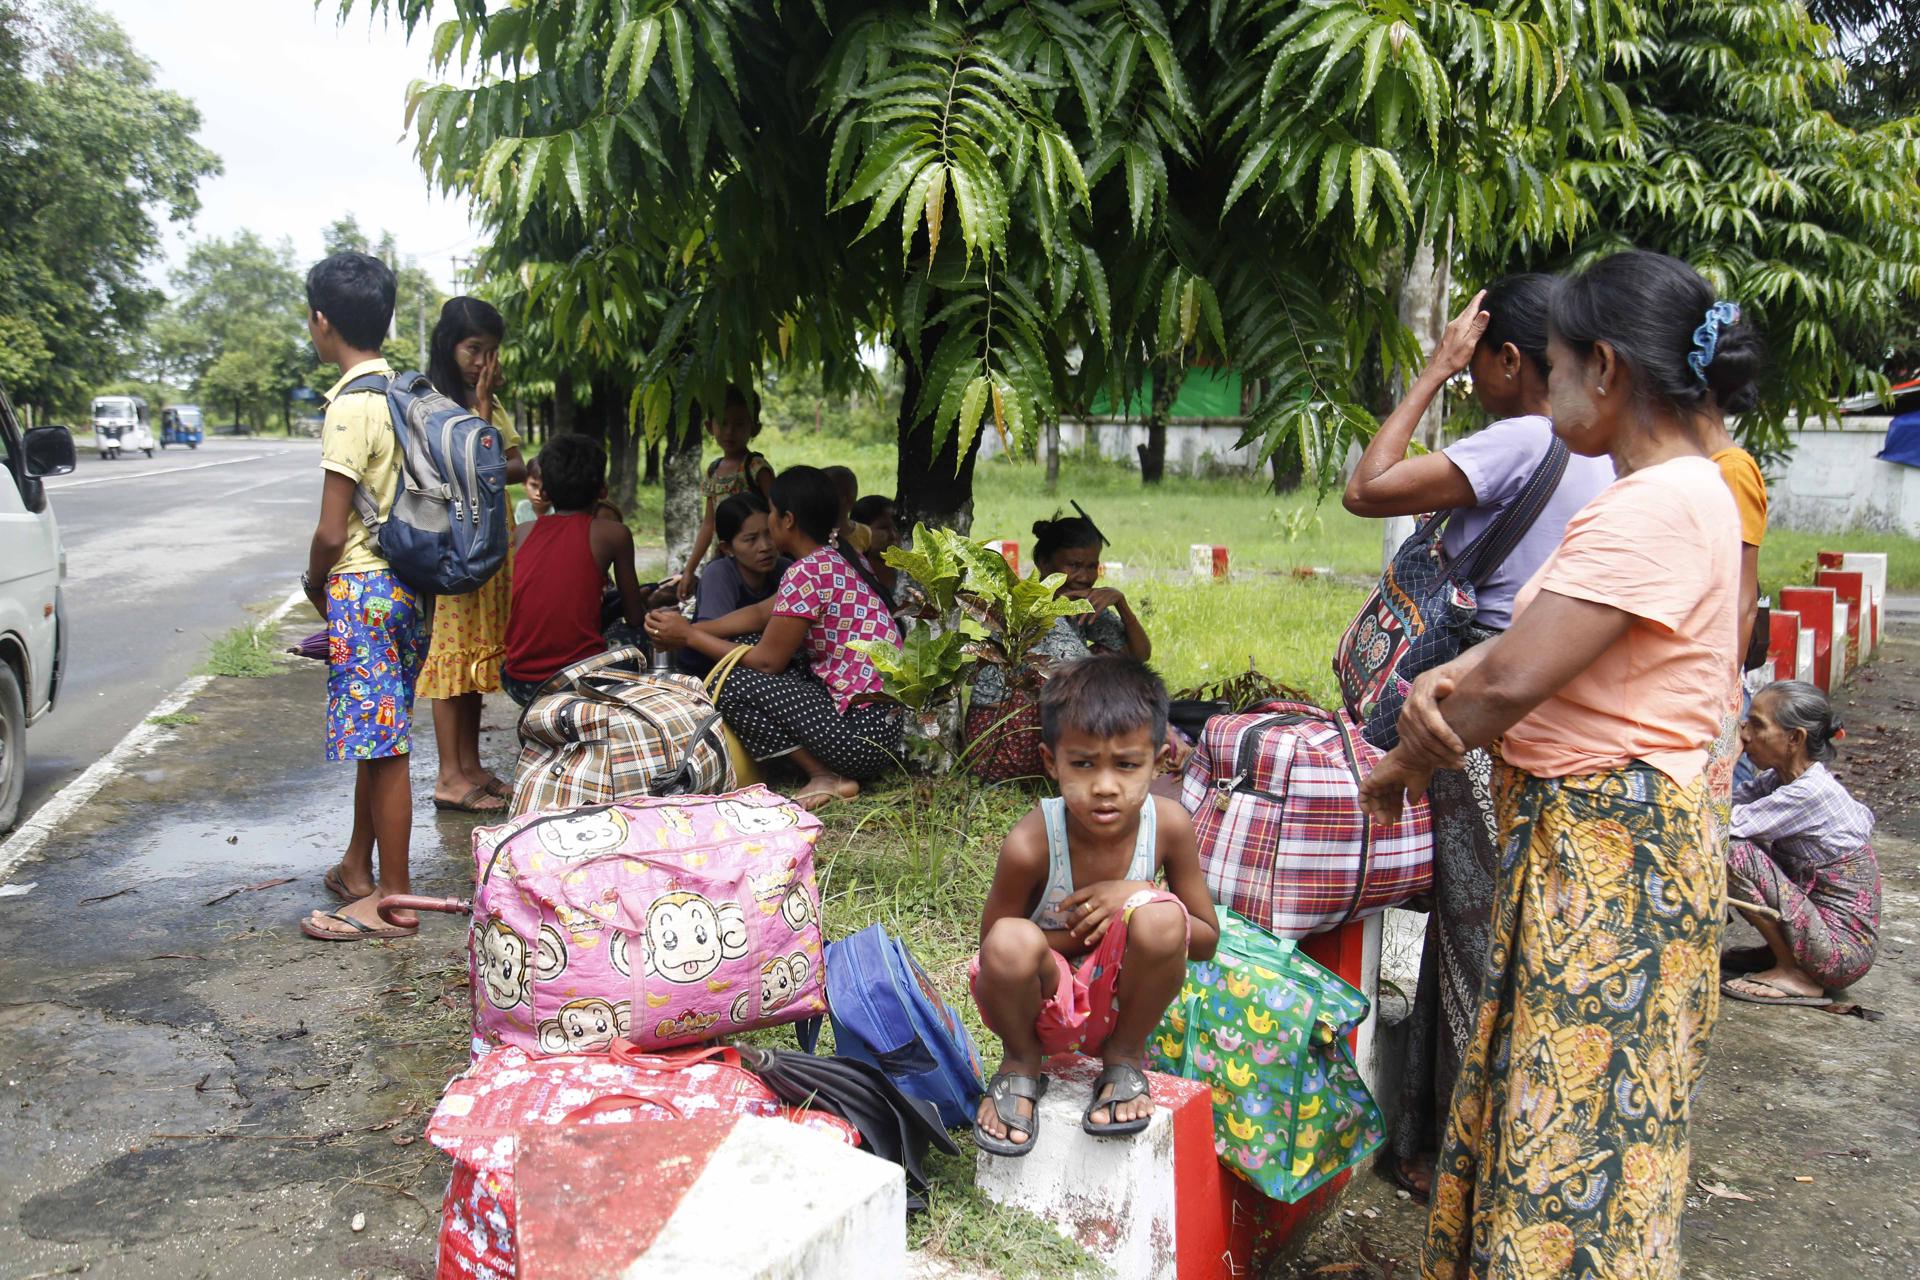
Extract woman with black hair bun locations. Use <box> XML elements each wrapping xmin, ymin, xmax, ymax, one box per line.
<box><xmin>1343</xmin><ymin>273</ymin><xmax>1614</xmax><ymax>1203</ymax></box>
<box><xmin>1359</xmin><ymin>249</ymin><xmax>1746</xmax><ymax>1277</ymax></box>
<box><xmin>417</xmin><ymin>296</ymin><xmax>528</xmax><ymax>814</ymax></box>
<box><xmin>646</xmin><ymin>466</ymin><xmax>902</xmax><ymax>809</ymax></box>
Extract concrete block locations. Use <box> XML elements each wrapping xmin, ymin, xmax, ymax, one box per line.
<box><xmin>1189</xmin><ymin>544</ymin><xmax>1230</xmax><ymax>579</ymax></box>
<box><xmin>1833</xmin><ymin>602</ymin><xmax>1851</xmax><ymax>684</ymax></box>
<box><xmin>1779</xmin><ymin>587</ymin><xmax>1837</xmax><ymax>690</ymax></box>
<box><xmin>1769</xmin><ymin>611</ymin><xmax>1801</xmax><ymax>684</ymax></box>
<box><xmin>985</xmin><ymin>539</ymin><xmax>1021</xmax><ymax>574</ymax></box>
<box><xmin>976</xmin><ymin>1055</ymin><xmax>1214</xmax><ymax>1279</ymax></box>
<box><xmin>1795</xmin><ymin>629</ymin><xmax>1816</xmax><ymax>685</ymax></box>
<box><xmin>1818</xmin><ymin>569</ymin><xmax>1866</xmax><ymax>669</ymax></box>
<box><xmin>514</xmin><ymin>1115</ymin><xmax>905</xmax><ymax>1280</ymax></box>
<box><xmin>1839</xmin><ymin>553</ymin><xmax>1888</xmax><ymax>652</ymax></box>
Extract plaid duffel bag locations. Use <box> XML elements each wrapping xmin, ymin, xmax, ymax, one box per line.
<box><xmin>511</xmin><ymin>648</ymin><xmax>732</xmax><ymax>815</ymax></box>
<box><xmin>1179</xmin><ymin>700</ymin><xmax>1432</xmax><ymax>938</ymax></box>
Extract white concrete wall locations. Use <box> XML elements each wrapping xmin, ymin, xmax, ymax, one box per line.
<box><xmin>1767</xmin><ymin>417</ymin><xmax>1920</xmax><ymax>536</ymax></box>
<box><xmin>979</xmin><ymin>419</ymin><xmax>1266</xmax><ymax>476</ymax></box>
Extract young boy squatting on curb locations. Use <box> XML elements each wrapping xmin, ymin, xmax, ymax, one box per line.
<box><xmin>971</xmin><ymin>655</ymin><xmax>1220</xmax><ymax>1154</ymax></box>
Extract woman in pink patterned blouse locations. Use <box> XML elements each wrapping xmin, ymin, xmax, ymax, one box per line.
<box><xmin>647</xmin><ymin>466</ymin><xmax>902</xmax><ymax>810</ymax></box>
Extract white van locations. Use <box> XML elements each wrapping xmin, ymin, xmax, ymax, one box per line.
<box><xmin>0</xmin><ymin>385</ymin><xmax>75</xmax><ymax>830</ymax></box>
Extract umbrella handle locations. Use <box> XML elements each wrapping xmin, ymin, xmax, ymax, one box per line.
<box><xmin>606</xmin><ymin>1039</ymin><xmax>739</xmax><ymax>1072</ymax></box>
<box><xmin>377</xmin><ymin>894</ymin><xmax>470</xmax><ymax>927</ymax></box>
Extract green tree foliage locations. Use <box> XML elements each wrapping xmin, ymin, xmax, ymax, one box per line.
<box><xmin>154</xmin><ymin>231</ymin><xmax>308</xmax><ymax>432</ymax></box>
<box><xmin>1479</xmin><ymin>0</ymin><xmax>1920</xmax><ymax>455</ymax></box>
<box><xmin>1807</xmin><ymin>0</ymin><xmax>1920</xmax><ymax>123</ymax></box>
<box><xmin>0</xmin><ymin>0</ymin><xmax>219</xmax><ymax>411</ymax></box>
<box><xmin>346</xmin><ymin>0</ymin><xmax>1920</xmax><ymax>509</ymax></box>
<box><xmin>321</xmin><ymin>214</ymin><xmax>448</xmax><ymax>375</ymax></box>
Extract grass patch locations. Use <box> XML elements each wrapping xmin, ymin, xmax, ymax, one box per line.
<box><xmin>1761</xmin><ymin>525</ymin><xmax>1920</xmax><ymax>597</ymax></box>
<box><xmin>203</xmin><ymin>622</ymin><xmax>280</xmax><ymax>678</ymax></box>
<box><xmin>145</xmin><ymin>712</ymin><xmax>200</xmax><ymax>728</ymax></box>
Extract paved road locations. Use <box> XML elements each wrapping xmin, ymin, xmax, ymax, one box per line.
<box><xmin>20</xmin><ymin>437</ymin><xmax>321</xmax><ymax>824</ymax></box>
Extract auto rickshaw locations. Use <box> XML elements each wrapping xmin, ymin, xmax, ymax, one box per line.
<box><xmin>160</xmin><ymin>404</ymin><xmax>205</xmax><ymax>450</ymax></box>
<box><xmin>90</xmin><ymin>394</ymin><xmax>154</xmax><ymax>460</ymax></box>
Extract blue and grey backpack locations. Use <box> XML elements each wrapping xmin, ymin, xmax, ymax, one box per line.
<box><xmin>341</xmin><ymin>370</ymin><xmax>508</xmax><ymax>596</ymax></box>
<box><xmin>825</xmin><ymin>924</ymin><xmax>986</xmax><ymax>1130</ymax></box>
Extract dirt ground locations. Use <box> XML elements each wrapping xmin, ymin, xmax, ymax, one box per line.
<box><xmin>1292</xmin><ymin>617</ymin><xmax>1920</xmax><ymax>1279</ymax></box>
<box><xmin>1</xmin><ymin>615</ymin><xmax>1915</xmax><ymax>1279</ymax></box>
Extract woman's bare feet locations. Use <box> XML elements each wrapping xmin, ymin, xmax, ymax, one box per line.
<box><xmin>1731</xmin><ymin>964</ymin><xmax>1825</xmax><ymax>1000</ymax></box>
<box><xmin>793</xmin><ymin>773</ymin><xmax>859</xmax><ymax>811</ymax></box>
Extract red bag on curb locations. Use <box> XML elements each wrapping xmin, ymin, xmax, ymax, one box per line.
<box><xmin>430</xmin><ymin>1041</ymin><xmax>858</xmax><ymax>1280</ymax></box>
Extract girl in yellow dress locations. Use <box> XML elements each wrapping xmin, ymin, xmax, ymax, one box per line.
<box><xmin>418</xmin><ymin>297</ymin><xmax>526</xmax><ymax>812</ymax></box>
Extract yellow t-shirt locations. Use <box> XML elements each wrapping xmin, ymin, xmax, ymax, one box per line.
<box><xmin>320</xmin><ymin>358</ymin><xmax>398</xmax><ymax>575</ymax></box>
<box><xmin>1712</xmin><ymin>446</ymin><xmax>1768</xmax><ymax>547</ymax></box>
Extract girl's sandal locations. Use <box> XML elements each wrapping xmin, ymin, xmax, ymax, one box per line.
<box><xmin>974</xmin><ymin>1071</ymin><xmax>1048</xmax><ymax>1158</ymax></box>
<box><xmin>483</xmin><ymin>775</ymin><xmax>512</xmax><ymax>800</ymax></box>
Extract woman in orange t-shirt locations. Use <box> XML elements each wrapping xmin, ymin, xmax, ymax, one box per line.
<box><xmin>1359</xmin><ymin>252</ymin><xmax>1755</xmax><ymax>1280</ymax></box>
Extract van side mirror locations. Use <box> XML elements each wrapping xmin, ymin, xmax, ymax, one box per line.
<box><xmin>23</xmin><ymin>425</ymin><xmax>76</xmax><ymax>478</ymax></box>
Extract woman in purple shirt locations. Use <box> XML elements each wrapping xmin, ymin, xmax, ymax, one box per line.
<box><xmin>1341</xmin><ymin>273</ymin><xmax>1615</xmax><ymax>1201</ymax></box>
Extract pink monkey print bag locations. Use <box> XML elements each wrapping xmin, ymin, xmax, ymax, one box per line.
<box><xmin>465</xmin><ymin>786</ymin><xmax>827</xmax><ymax>1058</ymax></box>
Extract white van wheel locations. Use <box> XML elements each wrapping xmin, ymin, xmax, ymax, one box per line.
<box><xmin>0</xmin><ymin>661</ymin><xmax>25</xmax><ymax>833</ymax></box>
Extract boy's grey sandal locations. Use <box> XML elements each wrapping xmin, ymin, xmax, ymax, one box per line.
<box><xmin>1083</xmin><ymin>1062</ymin><xmax>1153</xmax><ymax>1137</ymax></box>
<box><xmin>973</xmin><ymin>1070</ymin><xmax>1048</xmax><ymax>1157</ymax></box>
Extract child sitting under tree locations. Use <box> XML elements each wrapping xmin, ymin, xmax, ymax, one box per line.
<box><xmin>970</xmin><ymin>656</ymin><xmax>1219</xmax><ymax>1155</ymax></box>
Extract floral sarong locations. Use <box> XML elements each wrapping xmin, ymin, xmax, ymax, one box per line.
<box><xmin>1423</xmin><ymin>760</ymin><xmax>1723</xmax><ymax>1280</ymax></box>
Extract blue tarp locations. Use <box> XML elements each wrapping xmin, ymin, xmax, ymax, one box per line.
<box><xmin>1878</xmin><ymin>412</ymin><xmax>1920</xmax><ymax>469</ymax></box>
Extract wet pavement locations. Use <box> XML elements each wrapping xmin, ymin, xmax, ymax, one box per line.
<box><xmin>22</xmin><ymin>439</ymin><xmax>321</xmax><ymax>825</ymax></box>
<box><xmin>0</xmin><ymin>631</ymin><xmax>483</xmax><ymax>1279</ymax></box>
<box><xmin>1</xmin><ymin>609</ymin><xmax>1916</xmax><ymax>1278</ymax></box>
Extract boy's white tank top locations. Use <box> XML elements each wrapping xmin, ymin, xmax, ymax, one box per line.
<box><xmin>1029</xmin><ymin>796</ymin><xmax>1157</xmax><ymax>930</ymax></box>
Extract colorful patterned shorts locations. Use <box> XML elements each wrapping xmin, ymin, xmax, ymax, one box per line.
<box><xmin>325</xmin><ymin>571</ymin><xmax>429</xmax><ymax>761</ymax></box>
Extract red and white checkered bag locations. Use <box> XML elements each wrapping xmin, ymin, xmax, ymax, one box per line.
<box><xmin>430</xmin><ymin>1041</ymin><xmax>858</xmax><ymax>1279</ymax></box>
<box><xmin>1179</xmin><ymin>701</ymin><xmax>1432</xmax><ymax>938</ymax></box>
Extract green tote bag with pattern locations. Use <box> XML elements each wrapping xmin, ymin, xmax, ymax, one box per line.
<box><xmin>1147</xmin><ymin>909</ymin><xmax>1385</xmax><ymax>1202</ymax></box>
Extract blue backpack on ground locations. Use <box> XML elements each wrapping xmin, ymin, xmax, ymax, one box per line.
<box><xmin>825</xmin><ymin>924</ymin><xmax>987</xmax><ymax>1130</ymax></box>
<box><xmin>341</xmin><ymin>370</ymin><xmax>508</xmax><ymax>596</ymax></box>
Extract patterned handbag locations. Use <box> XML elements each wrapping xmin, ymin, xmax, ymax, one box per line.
<box><xmin>1148</xmin><ymin>910</ymin><xmax>1384</xmax><ymax>1203</ymax></box>
<box><xmin>1333</xmin><ymin>439</ymin><xmax>1568</xmax><ymax>750</ymax></box>
<box><xmin>430</xmin><ymin>1041</ymin><xmax>858</xmax><ymax>1280</ymax></box>
<box><xmin>1180</xmin><ymin>701</ymin><xmax>1432</xmax><ymax>938</ymax></box>
<box><xmin>511</xmin><ymin>647</ymin><xmax>732</xmax><ymax>814</ymax></box>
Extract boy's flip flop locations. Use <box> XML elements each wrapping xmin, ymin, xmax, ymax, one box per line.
<box><xmin>434</xmin><ymin>786</ymin><xmax>505</xmax><ymax>814</ymax></box>
<box><xmin>973</xmin><ymin>1071</ymin><xmax>1048</xmax><ymax>1158</ymax></box>
<box><xmin>1720</xmin><ymin>977</ymin><xmax>1832</xmax><ymax>1007</ymax></box>
<box><xmin>1083</xmin><ymin>1062</ymin><xmax>1153</xmax><ymax>1137</ymax></box>
<box><xmin>300</xmin><ymin>910</ymin><xmax>417</xmax><ymax>942</ymax></box>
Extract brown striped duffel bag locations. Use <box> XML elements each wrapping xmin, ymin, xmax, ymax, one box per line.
<box><xmin>510</xmin><ymin>648</ymin><xmax>733</xmax><ymax>815</ymax></box>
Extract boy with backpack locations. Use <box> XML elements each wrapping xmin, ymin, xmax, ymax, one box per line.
<box><xmin>970</xmin><ymin>656</ymin><xmax>1219</xmax><ymax>1155</ymax></box>
<box><xmin>300</xmin><ymin>252</ymin><xmax>428</xmax><ymax>942</ymax></box>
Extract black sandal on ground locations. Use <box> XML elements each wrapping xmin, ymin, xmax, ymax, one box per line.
<box><xmin>1083</xmin><ymin>1062</ymin><xmax>1153</xmax><ymax>1137</ymax></box>
<box><xmin>974</xmin><ymin>1070</ymin><xmax>1048</xmax><ymax>1158</ymax></box>
<box><xmin>1719</xmin><ymin>945</ymin><xmax>1772</xmax><ymax>975</ymax></box>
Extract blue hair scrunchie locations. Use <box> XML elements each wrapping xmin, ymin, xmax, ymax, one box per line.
<box><xmin>1688</xmin><ymin>301</ymin><xmax>1742</xmax><ymax>385</ymax></box>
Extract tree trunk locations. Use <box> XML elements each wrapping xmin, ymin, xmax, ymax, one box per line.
<box><xmin>643</xmin><ymin>440</ymin><xmax>661</xmax><ymax>486</ymax></box>
<box><xmin>1137</xmin><ymin>363</ymin><xmax>1186</xmax><ymax>485</ymax></box>
<box><xmin>895</xmin><ymin>338</ymin><xmax>984</xmax><ymax>535</ymax></box>
<box><xmin>1268</xmin><ymin>448</ymin><xmax>1303</xmax><ymax>493</ymax></box>
<box><xmin>1397</xmin><ymin>236</ymin><xmax>1451</xmax><ymax>453</ymax></box>
<box><xmin>1044</xmin><ymin>418</ymin><xmax>1061</xmax><ymax>492</ymax></box>
<box><xmin>553</xmin><ymin>369</ymin><xmax>577</xmax><ymax>434</ymax></box>
<box><xmin>663</xmin><ymin>420</ymin><xmax>703</xmax><ymax>575</ymax></box>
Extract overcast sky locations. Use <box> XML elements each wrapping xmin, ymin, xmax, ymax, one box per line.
<box><xmin>98</xmin><ymin>0</ymin><xmax>477</xmax><ymax>292</ymax></box>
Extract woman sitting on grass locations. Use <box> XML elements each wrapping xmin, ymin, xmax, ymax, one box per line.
<box><xmin>675</xmin><ymin>491</ymin><xmax>789</xmax><ymax>678</ymax></box>
<box><xmin>1721</xmin><ymin>680</ymin><xmax>1880</xmax><ymax>1007</ymax></box>
<box><xmin>645</xmin><ymin>466</ymin><xmax>901</xmax><ymax>810</ymax></box>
